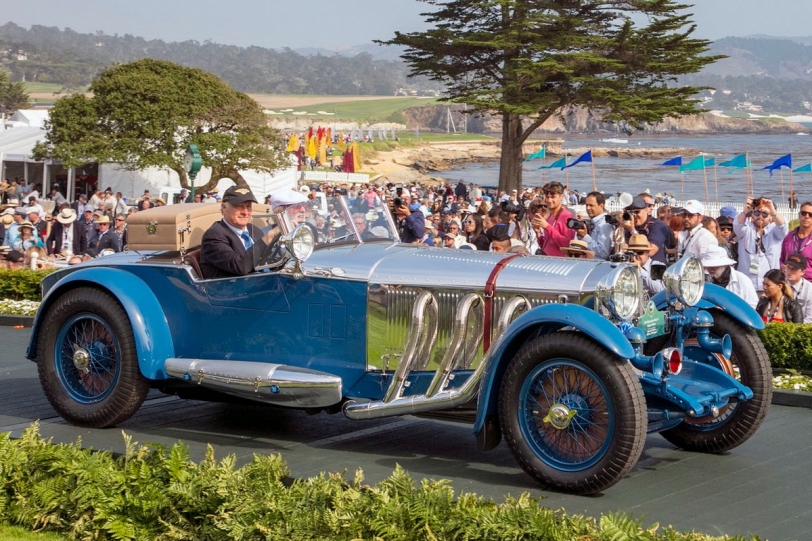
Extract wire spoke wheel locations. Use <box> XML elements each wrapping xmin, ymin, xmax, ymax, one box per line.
<box><xmin>499</xmin><ymin>332</ymin><xmax>646</xmax><ymax>495</ymax></box>
<box><xmin>36</xmin><ymin>288</ymin><xmax>150</xmax><ymax>428</ymax></box>
<box><xmin>56</xmin><ymin>314</ymin><xmax>121</xmax><ymax>403</ymax></box>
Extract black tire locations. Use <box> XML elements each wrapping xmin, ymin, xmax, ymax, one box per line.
<box><xmin>498</xmin><ymin>332</ymin><xmax>647</xmax><ymax>495</ymax></box>
<box><xmin>35</xmin><ymin>287</ymin><xmax>150</xmax><ymax>428</ymax></box>
<box><xmin>658</xmin><ymin>310</ymin><xmax>772</xmax><ymax>453</ymax></box>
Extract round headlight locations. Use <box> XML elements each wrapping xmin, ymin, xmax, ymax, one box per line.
<box><xmin>663</xmin><ymin>255</ymin><xmax>705</xmax><ymax>307</ymax></box>
<box><xmin>287</xmin><ymin>224</ymin><xmax>315</xmax><ymax>261</ymax></box>
<box><xmin>597</xmin><ymin>264</ymin><xmax>641</xmax><ymax>321</ymax></box>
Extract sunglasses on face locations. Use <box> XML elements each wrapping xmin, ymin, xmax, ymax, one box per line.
<box><xmin>800</xmin><ymin>211</ymin><xmax>812</xmax><ymax>218</ymax></box>
<box><xmin>568</xmin><ymin>252</ymin><xmax>586</xmax><ymax>258</ymax></box>
<box><xmin>464</xmin><ymin>221</ymin><xmax>475</xmax><ymax>225</ymax></box>
<box><xmin>719</xmin><ymin>226</ymin><xmax>732</xmax><ymax>231</ymax></box>
<box><xmin>684</xmin><ymin>212</ymin><xmax>697</xmax><ymax>219</ymax></box>
<box><xmin>752</xmin><ymin>210</ymin><xmax>767</xmax><ymax>217</ymax></box>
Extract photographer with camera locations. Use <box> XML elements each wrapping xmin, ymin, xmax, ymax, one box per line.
<box><xmin>393</xmin><ymin>192</ymin><xmax>425</xmax><ymax>244</ymax></box>
<box><xmin>619</xmin><ymin>194</ymin><xmax>672</xmax><ymax>265</ymax></box>
<box><xmin>531</xmin><ymin>181</ymin><xmax>575</xmax><ymax>257</ymax></box>
<box><xmin>571</xmin><ymin>191</ymin><xmax>614</xmax><ymax>260</ymax></box>
<box><xmin>734</xmin><ymin>195</ymin><xmax>787</xmax><ymax>292</ymax></box>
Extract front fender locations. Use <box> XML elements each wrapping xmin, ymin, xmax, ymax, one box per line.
<box><xmin>473</xmin><ymin>303</ymin><xmax>635</xmax><ymax>436</ymax></box>
<box><xmin>651</xmin><ymin>283</ymin><xmax>764</xmax><ymax>331</ymax></box>
<box><xmin>26</xmin><ymin>267</ymin><xmax>174</xmax><ymax>379</ymax></box>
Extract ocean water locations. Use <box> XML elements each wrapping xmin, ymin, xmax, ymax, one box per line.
<box><xmin>444</xmin><ymin>127</ymin><xmax>812</xmax><ymax>204</ymax></box>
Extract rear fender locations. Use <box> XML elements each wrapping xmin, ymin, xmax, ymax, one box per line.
<box><xmin>473</xmin><ymin>303</ymin><xmax>635</xmax><ymax>437</ymax></box>
<box><xmin>651</xmin><ymin>283</ymin><xmax>764</xmax><ymax>331</ymax></box>
<box><xmin>26</xmin><ymin>267</ymin><xmax>174</xmax><ymax>379</ymax></box>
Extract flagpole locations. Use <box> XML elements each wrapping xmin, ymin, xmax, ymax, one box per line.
<box><xmin>591</xmin><ymin>160</ymin><xmax>597</xmax><ymax>192</ymax></box>
<box><xmin>746</xmin><ymin>152</ymin><xmax>752</xmax><ymax>197</ymax></box>
<box><xmin>565</xmin><ymin>167</ymin><xmax>569</xmax><ymax>192</ymax></box>
<box><xmin>714</xmin><ymin>165</ymin><xmax>719</xmax><ymax>203</ymax></box>
<box><xmin>780</xmin><ymin>169</ymin><xmax>785</xmax><ymax>203</ymax></box>
<box><xmin>790</xmin><ymin>169</ymin><xmax>794</xmax><ymax>208</ymax></box>
<box><xmin>702</xmin><ymin>163</ymin><xmax>709</xmax><ymax>205</ymax></box>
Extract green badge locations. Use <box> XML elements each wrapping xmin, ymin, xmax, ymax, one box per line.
<box><xmin>638</xmin><ymin>300</ymin><xmax>667</xmax><ymax>338</ymax></box>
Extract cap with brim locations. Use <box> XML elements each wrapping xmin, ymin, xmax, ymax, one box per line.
<box><xmin>1</xmin><ymin>208</ymin><xmax>14</xmax><ymax>216</ymax></box>
<box><xmin>299</xmin><ymin>185</ymin><xmax>310</xmax><ymax>194</ymax></box>
<box><xmin>270</xmin><ymin>189</ymin><xmax>307</xmax><ymax>211</ymax></box>
<box><xmin>786</xmin><ymin>253</ymin><xmax>808</xmax><ymax>271</ymax></box>
<box><xmin>222</xmin><ymin>186</ymin><xmax>258</xmax><ymax>206</ymax></box>
<box><xmin>701</xmin><ymin>245</ymin><xmax>736</xmax><ymax>268</ymax></box>
<box><xmin>55</xmin><ymin>208</ymin><xmax>77</xmax><ymax>224</ymax></box>
<box><xmin>684</xmin><ymin>200</ymin><xmax>705</xmax><ymax>215</ymax></box>
<box><xmin>15</xmin><ymin>207</ymin><xmax>27</xmax><ymax>216</ymax></box>
<box><xmin>560</xmin><ymin>239</ymin><xmax>595</xmax><ymax>258</ymax></box>
<box><xmin>6</xmin><ymin>198</ymin><xmax>19</xmax><ymax>207</ymax></box>
<box><xmin>625</xmin><ymin>195</ymin><xmax>648</xmax><ymax>211</ymax></box>
<box><xmin>443</xmin><ymin>233</ymin><xmax>457</xmax><ymax>240</ymax></box>
<box><xmin>717</xmin><ymin>216</ymin><xmax>733</xmax><ymax>227</ymax></box>
<box><xmin>84</xmin><ymin>204</ymin><xmax>95</xmax><ymax>214</ymax></box>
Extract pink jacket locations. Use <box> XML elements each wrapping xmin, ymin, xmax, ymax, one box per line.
<box><xmin>540</xmin><ymin>207</ymin><xmax>575</xmax><ymax>257</ymax></box>
<box><xmin>780</xmin><ymin>228</ymin><xmax>812</xmax><ymax>281</ymax></box>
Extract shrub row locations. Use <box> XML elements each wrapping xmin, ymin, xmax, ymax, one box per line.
<box><xmin>0</xmin><ymin>425</ymin><xmax>746</xmax><ymax>541</ymax></box>
<box><xmin>0</xmin><ymin>269</ymin><xmax>54</xmax><ymax>301</ymax></box>
<box><xmin>758</xmin><ymin>323</ymin><xmax>812</xmax><ymax>372</ymax></box>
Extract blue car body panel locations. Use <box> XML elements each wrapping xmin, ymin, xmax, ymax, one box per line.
<box><xmin>651</xmin><ymin>283</ymin><xmax>764</xmax><ymax>330</ymax></box>
<box><xmin>472</xmin><ymin>303</ymin><xmax>636</xmax><ymax>436</ymax></box>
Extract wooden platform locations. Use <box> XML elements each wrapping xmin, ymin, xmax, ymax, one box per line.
<box><xmin>2</xmin><ymin>326</ymin><xmax>810</xmax><ymax>540</ymax></box>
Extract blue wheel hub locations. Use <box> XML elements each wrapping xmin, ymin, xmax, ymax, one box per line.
<box><xmin>55</xmin><ymin>314</ymin><xmax>121</xmax><ymax>404</ymax></box>
<box><xmin>519</xmin><ymin>360</ymin><xmax>615</xmax><ymax>471</ymax></box>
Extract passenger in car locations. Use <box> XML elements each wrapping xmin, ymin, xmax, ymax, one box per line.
<box><xmin>200</xmin><ymin>186</ymin><xmax>269</xmax><ymax>279</ymax></box>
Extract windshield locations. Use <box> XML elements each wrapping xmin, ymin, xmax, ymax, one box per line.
<box><xmin>253</xmin><ymin>194</ymin><xmax>399</xmax><ymax>270</ymax></box>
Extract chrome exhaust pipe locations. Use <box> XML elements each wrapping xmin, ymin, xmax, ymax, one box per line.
<box><xmin>164</xmin><ymin>358</ymin><xmax>342</xmax><ymax>408</ymax></box>
<box><xmin>426</xmin><ymin>293</ymin><xmax>483</xmax><ymax>398</ymax></box>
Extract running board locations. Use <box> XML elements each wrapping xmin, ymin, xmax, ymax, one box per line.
<box><xmin>164</xmin><ymin>358</ymin><xmax>342</xmax><ymax>408</ymax></box>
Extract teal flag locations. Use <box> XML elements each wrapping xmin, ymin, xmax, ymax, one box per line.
<box><xmin>523</xmin><ymin>148</ymin><xmax>546</xmax><ymax>162</ymax></box>
<box><xmin>719</xmin><ymin>154</ymin><xmax>748</xmax><ymax>168</ymax></box>
<box><xmin>793</xmin><ymin>164</ymin><xmax>812</xmax><ymax>173</ymax></box>
<box><xmin>704</xmin><ymin>157</ymin><xmax>715</xmax><ymax>167</ymax></box>
<box><xmin>538</xmin><ymin>157</ymin><xmax>566</xmax><ymax>169</ymax></box>
<box><xmin>679</xmin><ymin>156</ymin><xmax>705</xmax><ymax>172</ymax></box>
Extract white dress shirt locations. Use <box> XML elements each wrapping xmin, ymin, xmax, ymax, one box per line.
<box><xmin>733</xmin><ymin>220</ymin><xmax>788</xmax><ymax>291</ymax></box>
<box><xmin>790</xmin><ymin>277</ymin><xmax>812</xmax><ymax>324</ymax></box>
<box><xmin>678</xmin><ymin>224</ymin><xmax>718</xmax><ymax>261</ymax></box>
<box><xmin>581</xmin><ymin>213</ymin><xmax>614</xmax><ymax>260</ymax></box>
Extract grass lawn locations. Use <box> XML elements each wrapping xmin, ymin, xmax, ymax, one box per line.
<box><xmin>22</xmin><ymin>82</ymin><xmax>66</xmax><ymax>94</ymax></box>
<box><xmin>270</xmin><ymin>96</ymin><xmax>439</xmax><ymax>122</ymax></box>
<box><xmin>0</xmin><ymin>525</ymin><xmax>65</xmax><ymax>540</ymax></box>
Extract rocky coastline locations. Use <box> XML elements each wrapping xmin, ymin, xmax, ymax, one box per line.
<box><xmin>364</xmin><ymin>141</ymin><xmax>699</xmax><ymax>184</ymax></box>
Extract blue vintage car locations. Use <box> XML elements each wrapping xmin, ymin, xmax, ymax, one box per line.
<box><xmin>26</xmin><ymin>197</ymin><xmax>771</xmax><ymax>495</ymax></box>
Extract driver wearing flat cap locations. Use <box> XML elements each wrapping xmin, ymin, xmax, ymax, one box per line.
<box><xmin>200</xmin><ymin>185</ymin><xmax>270</xmax><ymax>279</ymax></box>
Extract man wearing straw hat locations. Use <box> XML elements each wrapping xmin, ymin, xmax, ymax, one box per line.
<box><xmin>627</xmin><ymin>234</ymin><xmax>665</xmax><ymax>296</ymax></box>
<box><xmin>47</xmin><ymin>207</ymin><xmax>88</xmax><ymax>257</ymax></box>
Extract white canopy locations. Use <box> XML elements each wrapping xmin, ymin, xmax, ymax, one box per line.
<box><xmin>0</xmin><ymin>126</ymin><xmax>46</xmax><ymax>163</ymax></box>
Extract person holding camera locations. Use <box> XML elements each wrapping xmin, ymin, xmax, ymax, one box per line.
<box><xmin>532</xmin><ymin>181</ymin><xmax>575</xmax><ymax>257</ymax></box>
<box><xmin>573</xmin><ymin>191</ymin><xmax>614</xmax><ymax>260</ymax></box>
<box><xmin>621</xmin><ymin>194</ymin><xmax>671</xmax><ymax>265</ymax></box>
<box><xmin>394</xmin><ymin>192</ymin><xmax>425</xmax><ymax>243</ymax></box>
<box><xmin>733</xmin><ymin>196</ymin><xmax>787</xmax><ymax>292</ymax></box>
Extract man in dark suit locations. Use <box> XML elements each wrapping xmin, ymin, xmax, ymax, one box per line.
<box><xmin>71</xmin><ymin>194</ymin><xmax>87</xmax><ymax>215</ymax></box>
<box><xmin>47</xmin><ymin>208</ymin><xmax>88</xmax><ymax>256</ymax></box>
<box><xmin>87</xmin><ymin>215</ymin><xmax>121</xmax><ymax>255</ymax></box>
<box><xmin>200</xmin><ymin>186</ymin><xmax>268</xmax><ymax>279</ymax></box>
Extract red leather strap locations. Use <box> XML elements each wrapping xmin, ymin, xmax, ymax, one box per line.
<box><xmin>483</xmin><ymin>253</ymin><xmax>524</xmax><ymax>353</ymax></box>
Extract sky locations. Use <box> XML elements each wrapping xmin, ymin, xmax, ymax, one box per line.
<box><xmin>2</xmin><ymin>0</ymin><xmax>810</xmax><ymax>51</ymax></box>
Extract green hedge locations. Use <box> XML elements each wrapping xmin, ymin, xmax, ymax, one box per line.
<box><xmin>0</xmin><ymin>269</ymin><xmax>54</xmax><ymax>301</ymax></box>
<box><xmin>0</xmin><ymin>425</ymin><xmax>746</xmax><ymax>541</ymax></box>
<box><xmin>758</xmin><ymin>323</ymin><xmax>812</xmax><ymax>372</ymax></box>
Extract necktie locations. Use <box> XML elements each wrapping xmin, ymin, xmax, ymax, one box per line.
<box><xmin>241</xmin><ymin>231</ymin><xmax>253</xmax><ymax>249</ymax></box>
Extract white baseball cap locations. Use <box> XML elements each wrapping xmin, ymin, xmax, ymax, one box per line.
<box><xmin>701</xmin><ymin>245</ymin><xmax>736</xmax><ymax>268</ymax></box>
<box><xmin>684</xmin><ymin>200</ymin><xmax>705</xmax><ymax>215</ymax></box>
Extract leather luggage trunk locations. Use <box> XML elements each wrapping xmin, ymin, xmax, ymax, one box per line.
<box><xmin>126</xmin><ymin>203</ymin><xmax>222</xmax><ymax>251</ymax></box>
<box><xmin>126</xmin><ymin>203</ymin><xmax>275</xmax><ymax>251</ymax></box>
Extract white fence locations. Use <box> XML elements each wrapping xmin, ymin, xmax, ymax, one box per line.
<box><xmin>302</xmin><ymin>171</ymin><xmax>370</xmax><ymax>184</ymax></box>
<box><xmin>605</xmin><ymin>199</ymin><xmax>799</xmax><ymax>224</ymax></box>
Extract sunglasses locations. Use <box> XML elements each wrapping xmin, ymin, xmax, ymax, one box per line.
<box><xmin>752</xmin><ymin>210</ymin><xmax>767</xmax><ymax>217</ymax></box>
<box><xmin>646</xmin><ymin>204</ymin><xmax>655</xmax><ymax>208</ymax></box>
<box><xmin>719</xmin><ymin>226</ymin><xmax>732</xmax><ymax>231</ymax></box>
<box><xmin>684</xmin><ymin>212</ymin><xmax>697</xmax><ymax>218</ymax></box>
<box><xmin>568</xmin><ymin>252</ymin><xmax>586</xmax><ymax>258</ymax></box>
<box><xmin>115</xmin><ymin>218</ymin><xmax>125</xmax><ymax>222</ymax></box>
<box><xmin>800</xmin><ymin>211</ymin><xmax>812</xmax><ymax>218</ymax></box>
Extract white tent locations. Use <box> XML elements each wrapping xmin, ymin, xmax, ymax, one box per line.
<box><xmin>0</xmin><ymin>126</ymin><xmax>44</xmax><ymax>163</ymax></box>
<box><xmin>100</xmin><ymin>161</ymin><xmax>298</xmax><ymax>204</ymax></box>
<box><xmin>7</xmin><ymin>109</ymin><xmax>49</xmax><ymax>128</ymax></box>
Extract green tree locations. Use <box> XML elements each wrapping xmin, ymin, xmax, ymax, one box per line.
<box><xmin>382</xmin><ymin>0</ymin><xmax>722</xmax><ymax>192</ymax></box>
<box><xmin>0</xmin><ymin>69</ymin><xmax>30</xmax><ymax>115</ymax></box>
<box><xmin>33</xmin><ymin>59</ymin><xmax>288</xmax><ymax>193</ymax></box>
